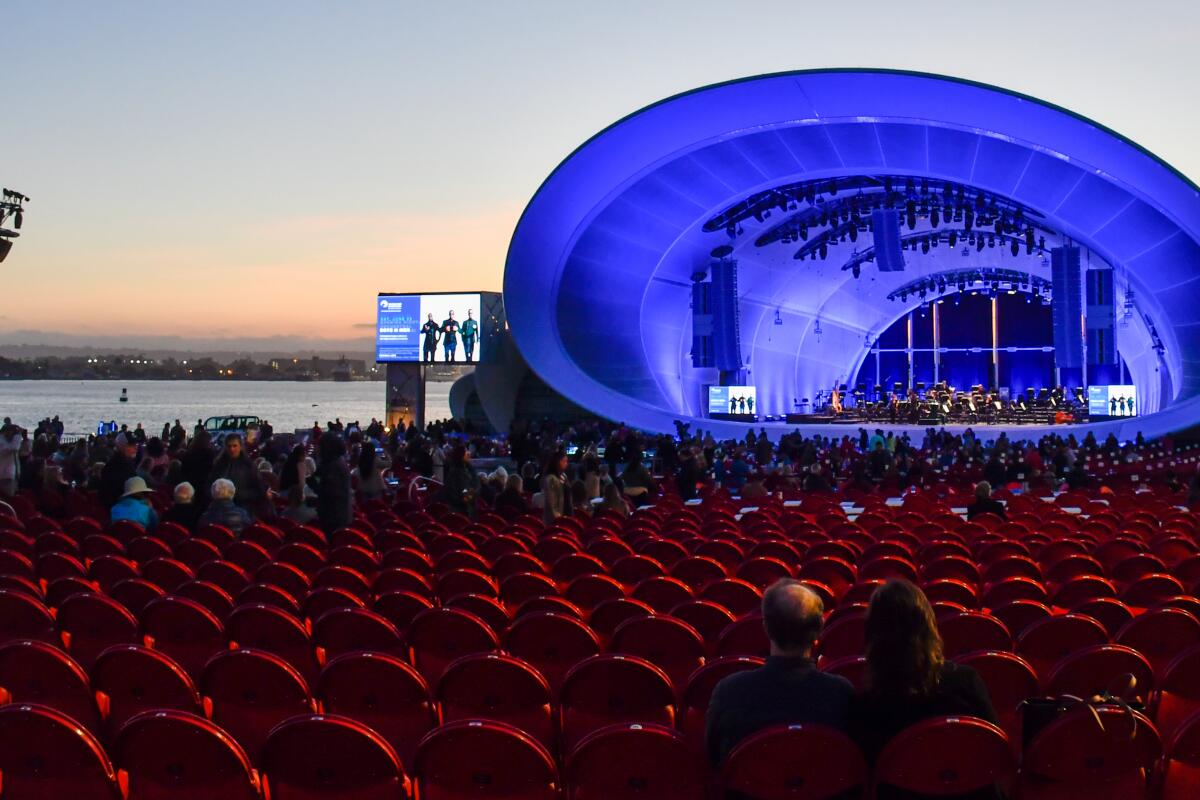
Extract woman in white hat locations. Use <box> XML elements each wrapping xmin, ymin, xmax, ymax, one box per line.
<box><xmin>109</xmin><ymin>476</ymin><xmax>159</xmax><ymax>532</ymax></box>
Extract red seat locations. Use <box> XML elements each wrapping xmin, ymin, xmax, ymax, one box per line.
<box><xmin>631</xmin><ymin>576</ymin><xmax>695</xmax><ymax>613</ymax></box>
<box><xmin>406</xmin><ymin>606</ymin><xmax>500</xmax><ymax>684</ymax></box>
<box><xmin>301</xmin><ymin>585</ymin><xmax>365</xmax><ymax>622</ymax></box>
<box><xmin>0</xmin><ymin>703</ymin><xmax>120</xmax><ymax>800</ymax></box>
<box><xmin>93</xmin><ymin>644</ymin><xmax>202</xmax><ymax>739</ymax></box>
<box><xmin>566</xmin><ymin>723</ymin><xmax>706</xmax><ymax>800</ymax></box>
<box><xmin>1162</xmin><ymin>707</ymin><xmax>1200</xmax><ymax>800</ymax></box>
<box><xmin>503</xmin><ymin>611</ymin><xmax>600</xmax><ymax>691</ymax></box>
<box><xmin>114</xmin><ymin>709</ymin><xmax>260</xmax><ymax>799</ymax></box>
<box><xmin>1021</xmin><ymin>704</ymin><xmax>1161</xmax><ymax>799</ymax></box>
<box><xmin>256</xmin><ymin>561</ymin><xmax>311</xmax><ymax>600</ymax></box>
<box><xmin>237</xmin><ymin>582</ymin><xmax>301</xmax><ymax>615</ymax></box>
<box><xmin>436</xmin><ymin>652</ymin><xmax>554</xmax><ymax>750</ymax></box>
<box><xmin>722</xmin><ymin>723</ymin><xmax>866</xmax><ymax>799</ymax></box>
<box><xmin>875</xmin><ymin>715</ymin><xmax>1014</xmax><ymax>797</ymax></box>
<box><xmin>173</xmin><ymin>538</ymin><xmax>222</xmax><ymax>572</ymax></box>
<box><xmin>372</xmin><ymin>590</ymin><xmax>435</xmax><ymax>632</ymax></box>
<box><xmin>317</xmin><ymin>651</ymin><xmax>434</xmax><ymax>771</ymax></box>
<box><xmin>1116</xmin><ymin>607</ymin><xmax>1200</xmax><ymax>676</ymax></box>
<box><xmin>87</xmin><ymin>554</ymin><xmax>139</xmax><ymax>592</ymax></box>
<box><xmin>982</xmin><ymin>577</ymin><xmax>1049</xmax><ymax>607</ymax></box>
<box><xmin>716</xmin><ymin>614</ymin><xmax>770</xmax><ymax>658</ymax></box>
<box><xmin>989</xmin><ymin>599</ymin><xmax>1052</xmax><ymax>639</ymax></box>
<box><xmin>414</xmin><ymin>719</ymin><xmax>557</xmax><ymax>800</ymax></box>
<box><xmin>226</xmin><ymin>603</ymin><xmax>320</xmax><ymax>684</ymax></box>
<box><xmin>564</xmin><ymin>574</ymin><xmax>625</xmax><ymax>610</ymax></box>
<box><xmin>939</xmin><ymin>611</ymin><xmax>1013</xmax><ymax>657</ymax></box>
<box><xmin>1045</xmin><ymin>644</ymin><xmax>1156</xmax><ymax>702</ymax></box>
<box><xmin>823</xmin><ymin>654</ymin><xmax>867</xmax><ymax>689</ymax></box>
<box><xmin>610</xmin><ymin>614</ymin><xmax>705</xmax><ymax>689</ymax></box>
<box><xmin>1071</xmin><ymin>597</ymin><xmax>1134</xmax><ymax>637</ymax></box>
<box><xmin>699</xmin><ymin>577</ymin><xmax>763</xmax><ymax>615</ymax></box>
<box><xmin>922</xmin><ymin>578</ymin><xmax>979</xmax><ymax>608</ymax></box>
<box><xmin>679</xmin><ymin>656</ymin><xmax>763</xmax><ymax>748</ymax></box>
<box><xmin>1154</xmin><ymin>644</ymin><xmax>1200</xmax><ymax>743</ymax></box>
<box><xmin>957</xmin><ymin>650</ymin><xmax>1039</xmax><ymax>745</ymax></box>
<box><xmin>670</xmin><ymin>555</ymin><xmax>728</xmax><ymax>590</ymax></box>
<box><xmin>1051</xmin><ymin>575</ymin><xmax>1117</xmax><ymax>608</ymax></box>
<box><xmin>0</xmin><ymin>587</ymin><xmax>56</xmax><ymax>645</ymax></box>
<box><xmin>499</xmin><ymin>571</ymin><xmax>560</xmax><ymax>608</ymax></box>
<box><xmin>140</xmin><ymin>557</ymin><xmax>195</xmax><ymax>592</ymax></box>
<box><xmin>200</xmin><ymin>648</ymin><xmax>315</xmax><ymax>762</ymax></box>
<box><xmin>0</xmin><ymin>639</ymin><xmax>102</xmax><ymax>733</ymax></box>
<box><xmin>816</xmin><ymin>611</ymin><xmax>866</xmax><ymax>665</ymax></box>
<box><xmin>140</xmin><ymin>595</ymin><xmax>226</xmax><ymax>679</ymax></box>
<box><xmin>670</xmin><ymin>600</ymin><xmax>736</xmax><ymax>650</ymax></box>
<box><xmin>1122</xmin><ymin>573</ymin><xmax>1185</xmax><ymax>607</ymax></box>
<box><xmin>1017</xmin><ymin>613</ymin><xmax>1109</xmax><ymax>681</ymax></box>
<box><xmin>223</xmin><ymin>540</ymin><xmax>272</xmax><ymax>573</ymax></box>
<box><xmin>313</xmin><ymin>607</ymin><xmax>406</xmax><ymax>663</ymax></box>
<box><xmin>56</xmin><ymin>591</ymin><xmax>139</xmax><ymax>670</ymax></box>
<box><xmin>587</xmin><ymin>597</ymin><xmax>653</xmax><ymax>639</ymax></box>
<box><xmin>559</xmin><ymin>655</ymin><xmax>676</xmax><ymax>752</ymax></box>
<box><xmin>195</xmin><ymin>560</ymin><xmax>251</xmax><ymax>597</ymax></box>
<box><xmin>109</xmin><ymin>577</ymin><xmax>165</xmax><ymax>616</ymax></box>
<box><xmin>261</xmin><ymin>713</ymin><xmax>410</xmax><ymax>800</ymax></box>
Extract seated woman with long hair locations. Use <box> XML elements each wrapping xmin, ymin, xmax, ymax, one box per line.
<box><xmin>851</xmin><ymin>580</ymin><xmax>999</xmax><ymax>793</ymax></box>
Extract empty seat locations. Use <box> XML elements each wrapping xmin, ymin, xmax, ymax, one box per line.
<box><xmin>566</xmin><ymin>723</ymin><xmax>706</xmax><ymax>800</ymax></box>
<box><xmin>114</xmin><ymin>709</ymin><xmax>260</xmax><ymax>799</ymax></box>
<box><xmin>55</xmin><ymin>591</ymin><xmax>140</xmax><ymax>670</ymax></box>
<box><xmin>1116</xmin><ymin>607</ymin><xmax>1200</xmax><ymax>676</ymax></box>
<box><xmin>1021</xmin><ymin>704</ymin><xmax>1161</xmax><ymax>799</ymax></box>
<box><xmin>444</xmin><ymin>593</ymin><xmax>510</xmax><ymax>636</ymax></box>
<box><xmin>631</xmin><ymin>576</ymin><xmax>694</xmax><ymax>613</ymax></box>
<box><xmin>414</xmin><ymin>719</ymin><xmax>558</xmax><ymax>800</ymax></box>
<box><xmin>372</xmin><ymin>590</ymin><xmax>434</xmax><ymax>631</ymax></box>
<box><xmin>939</xmin><ymin>611</ymin><xmax>1013</xmax><ymax>658</ymax></box>
<box><xmin>0</xmin><ymin>703</ymin><xmax>120</xmax><ymax>800</ymax></box>
<box><xmin>226</xmin><ymin>602</ymin><xmax>320</xmax><ymax>684</ymax></box>
<box><xmin>200</xmin><ymin>648</ymin><xmax>316</xmax><ymax>761</ymax></box>
<box><xmin>957</xmin><ymin>650</ymin><xmax>1039</xmax><ymax>745</ymax></box>
<box><xmin>1045</xmin><ymin>644</ymin><xmax>1156</xmax><ymax>701</ymax></box>
<box><xmin>0</xmin><ymin>639</ymin><xmax>102</xmax><ymax>733</ymax></box>
<box><xmin>141</xmin><ymin>557</ymin><xmax>195</xmax><ymax>592</ymax></box>
<box><xmin>588</xmin><ymin>597</ymin><xmax>653</xmax><ymax>639</ymax></box>
<box><xmin>875</xmin><ymin>715</ymin><xmax>1014</xmax><ymax>797</ymax></box>
<box><xmin>670</xmin><ymin>600</ymin><xmax>737</xmax><ymax>649</ymax></box>
<box><xmin>1162</xmin><ymin>705</ymin><xmax>1200</xmax><ymax>800</ymax></box>
<box><xmin>1071</xmin><ymin>597</ymin><xmax>1135</xmax><ymax>637</ymax></box>
<box><xmin>610</xmin><ymin>614</ymin><xmax>705</xmax><ymax>689</ymax></box>
<box><xmin>989</xmin><ymin>599</ymin><xmax>1053</xmax><ymax>639</ymax></box>
<box><xmin>313</xmin><ymin>606</ymin><xmax>406</xmax><ymax>663</ymax></box>
<box><xmin>1153</xmin><ymin>644</ymin><xmax>1200</xmax><ymax>743</ymax></box>
<box><xmin>559</xmin><ymin>655</ymin><xmax>676</xmax><ymax>751</ymax></box>
<box><xmin>140</xmin><ymin>595</ymin><xmax>226</xmax><ymax>679</ymax></box>
<box><xmin>261</xmin><ymin>713</ymin><xmax>410</xmax><ymax>800</ymax></box>
<box><xmin>1123</xmin><ymin>573</ymin><xmax>1185</xmax><ymax>607</ymax></box>
<box><xmin>318</xmin><ymin>652</ymin><xmax>435</xmax><ymax>771</ymax></box>
<box><xmin>405</xmin><ymin>606</ymin><xmax>499</xmax><ymax>684</ymax></box>
<box><xmin>93</xmin><ymin>644</ymin><xmax>202</xmax><ymax>739</ymax></box>
<box><xmin>436</xmin><ymin>652</ymin><xmax>554</xmax><ymax>750</ymax></box>
<box><xmin>503</xmin><ymin>611</ymin><xmax>600</xmax><ymax>691</ymax></box>
<box><xmin>0</xmin><ymin>587</ymin><xmax>56</xmax><ymax>645</ymax></box>
<box><xmin>699</xmin><ymin>577</ymin><xmax>763</xmax><ymax>616</ymax></box>
<box><xmin>816</xmin><ymin>611</ymin><xmax>866</xmax><ymax>665</ymax></box>
<box><xmin>109</xmin><ymin>577</ymin><xmax>165</xmax><ymax>617</ymax></box>
<box><xmin>301</xmin><ymin>585</ymin><xmax>365</xmax><ymax>622</ymax></box>
<box><xmin>255</xmin><ymin>561</ymin><xmax>311</xmax><ymax>600</ymax></box>
<box><xmin>564</xmin><ymin>573</ymin><xmax>625</xmax><ymax>610</ymax></box>
<box><xmin>722</xmin><ymin>723</ymin><xmax>866</xmax><ymax>799</ymax></box>
<box><xmin>1017</xmin><ymin>613</ymin><xmax>1109</xmax><ymax>680</ymax></box>
<box><xmin>716</xmin><ymin>614</ymin><xmax>770</xmax><ymax>658</ymax></box>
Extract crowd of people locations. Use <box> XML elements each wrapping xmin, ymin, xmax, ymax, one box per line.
<box><xmin>2</xmin><ymin>413</ymin><xmax>1199</xmax><ymax>534</ymax></box>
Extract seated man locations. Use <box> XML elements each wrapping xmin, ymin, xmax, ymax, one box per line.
<box><xmin>705</xmin><ymin>579</ymin><xmax>853</xmax><ymax>766</ymax></box>
<box><xmin>966</xmin><ymin>480</ymin><xmax>1006</xmax><ymax>521</ymax></box>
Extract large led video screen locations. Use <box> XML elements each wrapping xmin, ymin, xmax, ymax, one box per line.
<box><xmin>708</xmin><ymin>385</ymin><xmax>757</xmax><ymax>415</ymax></box>
<box><xmin>377</xmin><ymin>293</ymin><xmax>485</xmax><ymax>363</ymax></box>
<box><xmin>1088</xmin><ymin>385</ymin><xmax>1138</xmax><ymax>418</ymax></box>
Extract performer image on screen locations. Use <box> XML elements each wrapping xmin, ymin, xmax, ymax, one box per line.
<box><xmin>461</xmin><ymin>309</ymin><xmax>479</xmax><ymax>362</ymax></box>
<box><xmin>729</xmin><ymin>396</ymin><xmax>738</xmax><ymax>413</ymax></box>
<box><xmin>746</xmin><ymin>396</ymin><xmax>754</xmax><ymax>415</ymax></box>
<box><xmin>738</xmin><ymin>396</ymin><xmax>746</xmax><ymax>414</ymax></box>
<box><xmin>441</xmin><ymin>310</ymin><xmax>459</xmax><ymax>362</ymax></box>
<box><xmin>1128</xmin><ymin>396</ymin><xmax>1135</xmax><ymax>416</ymax></box>
<box><xmin>421</xmin><ymin>313</ymin><xmax>440</xmax><ymax>364</ymax></box>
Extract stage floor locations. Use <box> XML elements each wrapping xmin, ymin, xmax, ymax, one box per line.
<box><xmin>692</xmin><ymin>416</ymin><xmax>1146</xmax><ymax>444</ymax></box>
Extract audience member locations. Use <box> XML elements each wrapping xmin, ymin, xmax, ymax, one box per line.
<box><xmin>163</xmin><ymin>481</ymin><xmax>200</xmax><ymax>529</ymax></box>
<box><xmin>316</xmin><ymin>433</ymin><xmax>352</xmax><ymax>532</ymax></box>
<box><xmin>706</xmin><ymin>579</ymin><xmax>852</xmax><ymax>766</ymax></box>
<box><xmin>109</xmin><ymin>476</ymin><xmax>159</xmax><ymax>531</ymax></box>
<box><xmin>198</xmin><ymin>477</ymin><xmax>253</xmax><ymax>534</ymax></box>
<box><xmin>966</xmin><ymin>480</ymin><xmax>1007</xmax><ymax>520</ymax></box>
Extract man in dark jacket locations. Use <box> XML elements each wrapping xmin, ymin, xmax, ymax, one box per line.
<box><xmin>316</xmin><ymin>433</ymin><xmax>353</xmax><ymax>532</ymax></box>
<box><xmin>706</xmin><ymin>579</ymin><xmax>853</xmax><ymax>767</ymax></box>
<box><xmin>208</xmin><ymin>434</ymin><xmax>263</xmax><ymax>512</ymax></box>
<box><xmin>99</xmin><ymin>433</ymin><xmax>138</xmax><ymax>509</ymax></box>
<box><xmin>966</xmin><ymin>480</ymin><xmax>1007</xmax><ymax>520</ymax></box>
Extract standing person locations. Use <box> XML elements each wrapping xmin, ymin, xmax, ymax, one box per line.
<box><xmin>99</xmin><ymin>433</ymin><xmax>139</xmax><ymax>508</ymax></box>
<box><xmin>441</xmin><ymin>445</ymin><xmax>479</xmax><ymax>517</ymax></box>
<box><xmin>356</xmin><ymin>445</ymin><xmax>385</xmax><ymax>500</ymax></box>
<box><xmin>315</xmin><ymin>433</ymin><xmax>353</xmax><ymax>533</ymax></box>
<box><xmin>850</xmin><ymin>581</ymin><xmax>998</xmax><ymax>765</ymax></box>
<box><xmin>180</xmin><ymin>431</ymin><xmax>215</xmax><ymax>505</ymax></box>
<box><xmin>540</xmin><ymin>448</ymin><xmax>572</xmax><ymax>525</ymax></box>
<box><xmin>421</xmin><ymin>313</ymin><xmax>441</xmax><ymax>364</ymax></box>
<box><xmin>461</xmin><ymin>309</ymin><xmax>479</xmax><ymax>362</ymax></box>
<box><xmin>207</xmin><ymin>434</ymin><xmax>263</xmax><ymax>514</ymax></box>
<box><xmin>441</xmin><ymin>310</ymin><xmax>460</xmax><ymax>363</ymax></box>
<box><xmin>0</xmin><ymin>423</ymin><xmax>29</xmax><ymax>498</ymax></box>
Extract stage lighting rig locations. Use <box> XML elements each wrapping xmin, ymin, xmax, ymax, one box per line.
<box><xmin>0</xmin><ymin>188</ymin><xmax>29</xmax><ymax>264</ymax></box>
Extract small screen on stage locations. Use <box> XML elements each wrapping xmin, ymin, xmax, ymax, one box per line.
<box><xmin>1088</xmin><ymin>385</ymin><xmax>1138</xmax><ymax>418</ymax></box>
<box><xmin>709</xmin><ymin>386</ymin><xmax>756</xmax><ymax>415</ymax></box>
<box><xmin>376</xmin><ymin>293</ymin><xmax>484</xmax><ymax>362</ymax></box>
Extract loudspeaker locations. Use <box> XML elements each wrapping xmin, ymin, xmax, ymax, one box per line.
<box><xmin>0</xmin><ymin>238</ymin><xmax>11</xmax><ymax>263</ymax></box>
<box><xmin>710</xmin><ymin>258</ymin><xmax>743</xmax><ymax>372</ymax></box>
<box><xmin>871</xmin><ymin>209</ymin><xmax>906</xmax><ymax>272</ymax></box>
<box><xmin>691</xmin><ymin>281</ymin><xmax>713</xmax><ymax>368</ymax></box>
<box><xmin>1086</xmin><ymin>269</ymin><xmax>1117</xmax><ymax>365</ymax></box>
<box><xmin>1051</xmin><ymin>246</ymin><xmax>1083</xmax><ymax>370</ymax></box>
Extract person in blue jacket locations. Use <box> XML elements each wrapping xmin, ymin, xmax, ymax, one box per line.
<box><xmin>461</xmin><ymin>309</ymin><xmax>479</xmax><ymax>362</ymax></box>
<box><xmin>441</xmin><ymin>311</ymin><xmax>460</xmax><ymax>363</ymax></box>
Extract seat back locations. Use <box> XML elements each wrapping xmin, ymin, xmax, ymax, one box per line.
<box><xmin>114</xmin><ymin>709</ymin><xmax>259</xmax><ymax>800</ymax></box>
<box><xmin>414</xmin><ymin>719</ymin><xmax>558</xmax><ymax>800</ymax></box>
<box><xmin>1022</xmin><ymin>704</ymin><xmax>1161</xmax><ymax>797</ymax></box>
<box><xmin>0</xmin><ymin>639</ymin><xmax>102</xmax><ymax>733</ymax></box>
<box><xmin>226</xmin><ymin>603</ymin><xmax>320</xmax><ymax>684</ymax></box>
<box><xmin>317</xmin><ymin>651</ymin><xmax>435</xmax><ymax>771</ymax></box>
<box><xmin>722</xmin><ymin>723</ymin><xmax>866</xmax><ymax>800</ymax></box>
<box><xmin>875</xmin><ymin>715</ymin><xmax>1014</xmax><ymax>796</ymax></box>
<box><xmin>1163</xmin><ymin>707</ymin><xmax>1200</xmax><ymax>800</ymax></box>
<box><xmin>405</xmin><ymin>606</ymin><xmax>500</xmax><ymax>684</ymax></box>
<box><xmin>1045</xmin><ymin>644</ymin><xmax>1156</xmax><ymax>701</ymax></box>
<box><xmin>566</xmin><ymin>723</ymin><xmax>706</xmax><ymax>800</ymax></box>
<box><xmin>0</xmin><ymin>703</ymin><xmax>119</xmax><ymax>800</ymax></box>
<box><xmin>55</xmin><ymin>591</ymin><xmax>139</xmax><ymax>670</ymax></box>
<box><xmin>956</xmin><ymin>650</ymin><xmax>1038</xmax><ymax>743</ymax></box>
<box><xmin>559</xmin><ymin>655</ymin><xmax>676</xmax><ymax>752</ymax></box>
<box><xmin>436</xmin><ymin>652</ymin><xmax>554</xmax><ymax>750</ymax></box>
<box><xmin>261</xmin><ymin>713</ymin><xmax>409</xmax><ymax>800</ymax></box>
<box><xmin>93</xmin><ymin>644</ymin><xmax>202</xmax><ymax>739</ymax></box>
<box><xmin>503</xmin><ymin>612</ymin><xmax>599</xmax><ymax>691</ymax></box>
<box><xmin>200</xmin><ymin>648</ymin><xmax>315</xmax><ymax>762</ymax></box>
<box><xmin>1116</xmin><ymin>607</ymin><xmax>1200</xmax><ymax>676</ymax></box>
<box><xmin>0</xmin><ymin>587</ymin><xmax>56</xmax><ymax>645</ymax></box>
<box><xmin>140</xmin><ymin>595</ymin><xmax>226</xmax><ymax>678</ymax></box>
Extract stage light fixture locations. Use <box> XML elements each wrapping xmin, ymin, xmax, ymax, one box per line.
<box><xmin>930</xmin><ymin>208</ymin><xmax>939</xmax><ymax>227</ymax></box>
<box><xmin>1010</xmin><ymin>240</ymin><xmax>1020</xmax><ymax>257</ymax></box>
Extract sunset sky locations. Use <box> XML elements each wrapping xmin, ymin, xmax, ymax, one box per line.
<box><xmin>4</xmin><ymin>0</ymin><xmax>1199</xmax><ymax>350</ymax></box>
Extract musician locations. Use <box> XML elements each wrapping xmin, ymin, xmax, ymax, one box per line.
<box><xmin>441</xmin><ymin>311</ymin><xmax>460</xmax><ymax>363</ymax></box>
<box><xmin>461</xmin><ymin>310</ymin><xmax>479</xmax><ymax>362</ymax></box>
<box><xmin>831</xmin><ymin>384</ymin><xmax>843</xmax><ymax>416</ymax></box>
<box><xmin>746</xmin><ymin>396</ymin><xmax>754</xmax><ymax>415</ymax></box>
<box><xmin>730</xmin><ymin>397</ymin><xmax>738</xmax><ymax>414</ymax></box>
<box><xmin>421</xmin><ymin>314</ymin><xmax>441</xmax><ymax>364</ymax></box>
